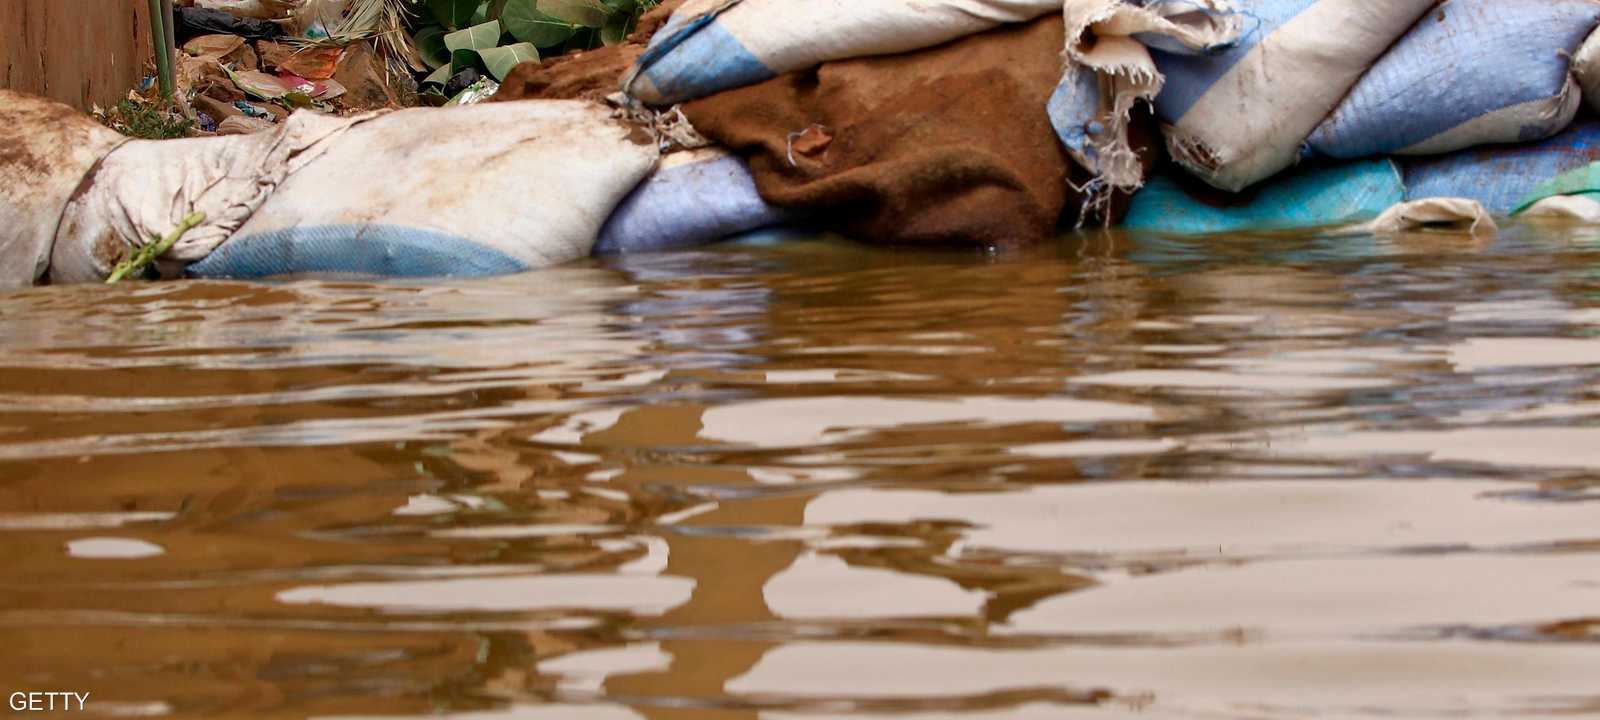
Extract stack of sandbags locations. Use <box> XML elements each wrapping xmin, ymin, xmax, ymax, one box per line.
<box><xmin>5</xmin><ymin>94</ymin><xmax>658</xmax><ymax>285</ymax></box>
<box><xmin>622</xmin><ymin>1</ymin><xmax>1246</xmax><ymax>245</ymax></box>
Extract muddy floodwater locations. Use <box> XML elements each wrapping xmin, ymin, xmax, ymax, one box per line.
<box><xmin>2</xmin><ymin>227</ymin><xmax>1599</xmax><ymax>719</ymax></box>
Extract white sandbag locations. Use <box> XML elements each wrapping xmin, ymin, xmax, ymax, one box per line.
<box><xmin>50</xmin><ymin>101</ymin><xmax>658</xmax><ymax>282</ymax></box>
<box><xmin>1049</xmin><ymin>0</ymin><xmax>1243</xmax><ymax>193</ymax></box>
<box><xmin>1519</xmin><ymin>195</ymin><xmax>1600</xmax><ymax>223</ymax></box>
<box><xmin>1336</xmin><ymin>198</ymin><xmax>1498</xmax><ymax>237</ymax></box>
<box><xmin>1574</xmin><ymin>25</ymin><xmax>1600</xmax><ymax>116</ymax></box>
<box><xmin>51</xmin><ymin>111</ymin><xmax>367</xmax><ymax>284</ymax></box>
<box><xmin>594</xmin><ymin>148</ymin><xmax>791</xmax><ymax>255</ymax></box>
<box><xmin>623</xmin><ymin>0</ymin><xmax>1060</xmax><ymax>106</ymax></box>
<box><xmin>1308</xmin><ymin>0</ymin><xmax>1600</xmax><ymax>160</ymax></box>
<box><xmin>1152</xmin><ymin>0</ymin><xmax>1436</xmax><ymax>192</ymax></box>
<box><xmin>0</xmin><ymin>91</ymin><xmax>127</xmax><ymax>289</ymax></box>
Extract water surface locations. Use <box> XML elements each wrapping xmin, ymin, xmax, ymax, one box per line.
<box><xmin>2</xmin><ymin>226</ymin><xmax>1599</xmax><ymax>719</ymax></box>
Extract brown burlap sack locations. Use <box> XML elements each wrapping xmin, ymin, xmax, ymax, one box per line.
<box><xmin>681</xmin><ymin>15</ymin><xmax>1124</xmax><ymax>248</ymax></box>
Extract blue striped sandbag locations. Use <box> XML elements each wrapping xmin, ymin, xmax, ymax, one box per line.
<box><xmin>1149</xmin><ymin>0</ymin><xmax>1436</xmax><ymax>192</ymax></box>
<box><xmin>622</xmin><ymin>0</ymin><xmax>1059</xmax><ymax>106</ymax></box>
<box><xmin>187</xmin><ymin>225</ymin><xmax>526</xmax><ymax>279</ymax></box>
<box><xmin>1402</xmin><ymin>122</ymin><xmax>1600</xmax><ymax>216</ymax></box>
<box><xmin>1124</xmin><ymin>158</ymin><xmax>1404</xmax><ymax>235</ymax></box>
<box><xmin>594</xmin><ymin>150</ymin><xmax>792</xmax><ymax>255</ymax></box>
<box><xmin>1307</xmin><ymin>0</ymin><xmax>1600</xmax><ymax>161</ymax></box>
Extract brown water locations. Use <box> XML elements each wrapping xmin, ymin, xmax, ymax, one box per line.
<box><xmin>2</xmin><ymin>226</ymin><xmax>1599</xmax><ymax>719</ymax></box>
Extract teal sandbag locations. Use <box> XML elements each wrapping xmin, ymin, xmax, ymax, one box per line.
<box><xmin>1123</xmin><ymin>159</ymin><xmax>1404</xmax><ymax>235</ymax></box>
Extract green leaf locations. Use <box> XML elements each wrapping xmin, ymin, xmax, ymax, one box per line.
<box><xmin>281</xmin><ymin>91</ymin><xmax>316</xmax><ymax>110</ymax></box>
<box><xmin>600</xmin><ymin>8</ymin><xmax>634</xmax><ymax>46</ymax></box>
<box><xmin>450</xmin><ymin>48</ymin><xmax>483</xmax><ymax>74</ymax></box>
<box><xmin>537</xmin><ymin>0</ymin><xmax>608</xmax><ymax>27</ymax></box>
<box><xmin>444</xmin><ymin>20</ymin><xmax>503</xmax><ymax>54</ymax></box>
<box><xmin>501</xmin><ymin>0</ymin><xmax>577</xmax><ymax>47</ymax></box>
<box><xmin>421</xmin><ymin>63</ymin><xmax>453</xmax><ymax>87</ymax></box>
<box><xmin>480</xmin><ymin>42</ymin><xmax>540</xmax><ymax>81</ymax></box>
<box><xmin>415</xmin><ymin>26</ymin><xmax>450</xmax><ymax>69</ymax></box>
<box><xmin>469</xmin><ymin>0</ymin><xmax>491</xmax><ymax>25</ymax></box>
<box><xmin>427</xmin><ymin>0</ymin><xmax>479</xmax><ymax>29</ymax></box>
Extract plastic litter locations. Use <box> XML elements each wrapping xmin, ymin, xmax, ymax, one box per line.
<box><xmin>1123</xmin><ymin>159</ymin><xmax>1404</xmax><ymax>235</ymax></box>
<box><xmin>174</xmin><ymin>7</ymin><xmax>285</xmax><ymax>42</ymax></box>
<box><xmin>1306</xmin><ymin>0</ymin><xmax>1600</xmax><ymax>160</ymax></box>
<box><xmin>1152</xmin><ymin>0</ymin><xmax>1436</xmax><ymax>192</ymax></box>
<box><xmin>595</xmin><ymin>148</ymin><xmax>790</xmax><ymax>255</ymax></box>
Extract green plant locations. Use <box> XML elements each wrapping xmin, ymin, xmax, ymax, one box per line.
<box><xmin>95</xmin><ymin>99</ymin><xmax>195</xmax><ymax>140</ymax></box>
<box><xmin>412</xmin><ymin>0</ymin><xmax>656</xmax><ymax>94</ymax></box>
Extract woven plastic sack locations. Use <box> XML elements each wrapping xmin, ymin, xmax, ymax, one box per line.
<box><xmin>0</xmin><ymin>92</ymin><xmax>128</xmax><ymax>289</ymax></box>
<box><xmin>1123</xmin><ymin>159</ymin><xmax>1403</xmax><ymax>235</ymax></box>
<box><xmin>51</xmin><ymin>101</ymin><xmax>658</xmax><ymax>282</ymax></box>
<box><xmin>622</xmin><ymin>0</ymin><xmax>1059</xmax><ymax>106</ymax></box>
<box><xmin>1403</xmin><ymin>122</ymin><xmax>1600</xmax><ymax>216</ymax></box>
<box><xmin>1307</xmin><ymin>0</ymin><xmax>1600</xmax><ymax>160</ymax></box>
<box><xmin>1152</xmin><ymin>0</ymin><xmax>1435</xmax><ymax>192</ymax></box>
<box><xmin>594</xmin><ymin>148</ymin><xmax>791</xmax><ymax>255</ymax></box>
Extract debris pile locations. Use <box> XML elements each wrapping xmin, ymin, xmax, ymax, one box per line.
<box><xmin>101</xmin><ymin>0</ymin><xmax>667</xmax><ymax>138</ymax></box>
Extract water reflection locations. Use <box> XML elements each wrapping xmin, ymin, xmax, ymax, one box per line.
<box><xmin>1</xmin><ymin>229</ymin><xmax>1598</xmax><ymax>718</ymax></box>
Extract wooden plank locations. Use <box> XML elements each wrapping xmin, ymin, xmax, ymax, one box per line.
<box><xmin>2</xmin><ymin>0</ymin><xmax>153</xmax><ymax>110</ymax></box>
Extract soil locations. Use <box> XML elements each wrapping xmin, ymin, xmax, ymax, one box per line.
<box><xmin>490</xmin><ymin>0</ymin><xmax>685</xmax><ymax>104</ymax></box>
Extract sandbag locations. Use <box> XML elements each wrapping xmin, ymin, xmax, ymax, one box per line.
<box><xmin>1337</xmin><ymin>198</ymin><xmax>1498</xmax><ymax>236</ymax></box>
<box><xmin>49</xmin><ymin>101</ymin><xmax>658</xmax><ymax>282</ymax></box>
<box><xmin>622</xmin><ymin>0</ymin><xmax>1059</xmax><ymax>106</ymax></box>
<box><xmin>51</xmin><ymin>111</ymin><xmax>367</xmax><ymax>284</ymax></box>
<box><xmin>0</xmin><ymin>91</ymin><xmax>128</xmax><ymax>290</ymax></box>
<box><xmin>1307</xmin><ymin>0</ymin><xmax>1600</xmax><ymax>160</ymax></box>
<box><xmin>1123</xmin><ymin>159</ymin><xmax>1403</xmax><ymax>235</ymax></box>
<box><xmin>1403</xmin><ymin>122</ymin><xmax>1600</xmax><ymax>216</ymax></box>
<box><xmin>190</xmin><ymin>102</ymin><xmax>658</xmax><ymax>279</ymax></box>
<box><xmin>1152</xmin><ymin>0</ymin><xmax>1436</xmax><ymax>192</ymax></box>
<box><xmin>1575</xmin><ymin>25</ymin><xmax>1600</xmax><ymax>114</ymax></box>
<box><xmin>681</xmin><ymin>15</ymin><xmax>1112</xmax><ymax>248</ymax></box>
<box><xmin>1049</xmin><ymin>0</ymin><xmax>1242</xmax><ymax>192</ymax></box>
<box><xmin>1521</xmin><ymin>194</ymin><xmax>1600</xmax><ymax>223</ymax></box>
<box><xmin>594</xmin><ymin>148</ymin><xmax>791</xmax><ymax>255</ymax></box>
